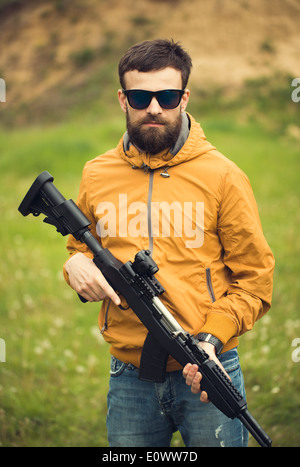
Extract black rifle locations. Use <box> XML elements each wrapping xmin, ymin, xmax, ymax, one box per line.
<box><xmin>18</xmin><ymin>171</ymin><xmax>272</xmax><ymax>447</ymax></box>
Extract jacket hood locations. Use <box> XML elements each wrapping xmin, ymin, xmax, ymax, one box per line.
<box><xmin>117</xmin><ymin>112</ymin><xmax>215</xmax><ymax>170</ymax></box>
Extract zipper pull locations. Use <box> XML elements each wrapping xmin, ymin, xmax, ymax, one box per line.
<box><xmin>160</xmin><ymin>167</ymin><xmax>170</xmax><ymax>178</ymax></box>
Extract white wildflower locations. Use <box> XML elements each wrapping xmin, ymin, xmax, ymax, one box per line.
<box><xmin>64</xmin><ymin>349</ymin><xmax>75</xmax><ymax>359</ymax></box>
<box><xmin>23</xmin><ymin>294</ymin><xmax>34</xmax><ymax>308</ymax></box>
<box><xmin>53</xmin><ymin>317</ymin><xmax>65</xmax><ymax>328</ymax></box>
<box><xmin>261</xmin><ymin>345</ymin><xmax>270</xmax><ymax>354</ymax></box>
<box><xmin>251</xmin><ymin>385</ymin><xmax>260</xmax><ymax>392</ymax></box>
<box><xmin>34</xmin><ymin>346</ymin><xmax>43</xmax><ymax>355</ymax></box>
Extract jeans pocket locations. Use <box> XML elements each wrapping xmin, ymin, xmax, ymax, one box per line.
<box><xmin>219</xmin><ymin>348</ymin><xmax>240</xmax><ymax>375</ymax></box>
<box><xmin>110</xmin><ymin>356</ymin><xmax>126</xmax><ymax>377</ymax></box>
<box><xmin>219</xmin><ymin>348</ymin><xmax>246</xmax><ymax>398</ymax></box>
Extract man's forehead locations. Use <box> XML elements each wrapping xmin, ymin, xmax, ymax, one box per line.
<box><xmin>123</xmin><ymin>67</ymin><xmax>182</xmax><ymax>90</ymax></box>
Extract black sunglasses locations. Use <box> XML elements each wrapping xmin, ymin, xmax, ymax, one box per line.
<box><xmin>122</xmin><ymin>89</ymin><xmax>185</xmax><ymax>110</ymax></box>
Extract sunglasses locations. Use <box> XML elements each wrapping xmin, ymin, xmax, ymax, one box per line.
<box><xmin>122</xmin><ymin>89</ymin><xmax>185</xmax><ymax>110</ymax></box>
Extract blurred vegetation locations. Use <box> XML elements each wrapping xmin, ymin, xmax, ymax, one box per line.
<box><xmin>0</xmin><ymin>92</ymin><xmax>299</xmax><ymax>447</ymax></box>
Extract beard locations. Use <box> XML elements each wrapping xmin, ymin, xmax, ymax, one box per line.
<box><xmin>126</xmin><ymin>109</ymin><xmax>182</xmax><ymax>155</ymax></box>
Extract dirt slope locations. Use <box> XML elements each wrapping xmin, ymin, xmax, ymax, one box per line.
<box><xmin>0</xmin><ymin>0</ymin><xmax>299</xmax><ymax>122</ymax></box>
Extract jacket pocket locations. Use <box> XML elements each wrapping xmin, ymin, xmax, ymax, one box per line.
<box><xmin>205</xmin><ymin>267</ymin><xmax>216</xmax><ymax>303</ymax></box>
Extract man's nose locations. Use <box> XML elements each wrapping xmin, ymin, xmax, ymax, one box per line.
<box><xmin>146</xmin><ymin>97</ymin><xmax>162</xmax><ymax>114</ymax></box>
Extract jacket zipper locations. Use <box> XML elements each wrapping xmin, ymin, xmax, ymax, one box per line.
<box><xmin>205</xmin><ymin>268</ymin><xmax>216</xmax><ymax>302</ymax></box>
<box><xmin>102</xmin><ymin>166</ymin><xmax>154</xmax><ymax>335</ymax></box>
<box><xmin>147</xmin><ymin>168</ymin><xmax>154</xmax><ymax>253</ymax></box>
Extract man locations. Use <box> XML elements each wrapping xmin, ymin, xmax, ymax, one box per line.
<box><xmin>63</xmin><ymin>39</ymin><xmax>275</xmax><ymax>447</ymax></box>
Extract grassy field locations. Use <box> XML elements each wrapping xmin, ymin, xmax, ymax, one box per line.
<box><xmin>0</xmin><ymin>107</ymin><xmax>300</xmax><ymax>447</ymax></box>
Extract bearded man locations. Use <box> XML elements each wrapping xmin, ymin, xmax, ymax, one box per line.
<box><xmin>63</xmin><ymin>39</ymin><xmax>274</xmax><ymax>447</ymax></box>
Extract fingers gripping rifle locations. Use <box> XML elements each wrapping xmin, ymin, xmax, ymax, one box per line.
<box><xmin>18</xmin><ymin>171</ymin><xmax>272</xmax><ymax>447</ymax></box>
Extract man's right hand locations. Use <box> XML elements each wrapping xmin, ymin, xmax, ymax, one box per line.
<box><xmin>65</xmin><ymin>252</ymin><xmax>121</xmax><ymax>305</ymax></box>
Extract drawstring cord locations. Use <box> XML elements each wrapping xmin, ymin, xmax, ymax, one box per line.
<box><xmin>160</xmin><ymin>167</ymin><xmax>170</xmax><ymax>178</ymax></box>
<box><xmin>131</xmin><ymin>164</ymin><xmax>170</xmax><ymax>177</ymax></box>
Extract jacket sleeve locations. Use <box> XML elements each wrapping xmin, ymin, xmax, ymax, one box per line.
<box><xmin>62</xmin><ymin>163</ymin><xmax>98</xmax><ymax>284</ymax></box>
<box><xmin>199</xmin><ymin>164</ymin><xmax>275</xmax><ymax>344</ymax></box>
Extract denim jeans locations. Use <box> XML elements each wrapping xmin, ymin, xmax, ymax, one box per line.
<box><xmin>106</xmin><ymin>347</ymin><xmax>249</xmax><ymax>447</ymax></box>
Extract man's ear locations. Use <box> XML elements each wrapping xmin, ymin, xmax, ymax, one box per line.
<box><xmin>181</xmin><ymin>89</ymin><xmax>190</xmax><ymax>113</ymax></box>
<box><xmin>118</xmin><ymin>89</ymin><xmax>127</xmax><ymax>113</ymax></box>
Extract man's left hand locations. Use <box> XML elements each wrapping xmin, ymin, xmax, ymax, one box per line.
<box><xmin>182</xmin><ymin>342</ymin><xmax>230</xmax><ymax>403</ymax></box>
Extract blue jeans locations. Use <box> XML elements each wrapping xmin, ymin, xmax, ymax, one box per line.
<box><xmin>106</xmin><ymin>348</ymin><xmax>249</xmax><ymax>447</ymax></box>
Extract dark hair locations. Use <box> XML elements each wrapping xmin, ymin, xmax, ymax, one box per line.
<box><xmin>118</xmin><ymin>39</ymin><xmax>192</xmax><ymax>90</ymax></box>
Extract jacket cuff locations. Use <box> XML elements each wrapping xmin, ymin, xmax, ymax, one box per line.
<box><xmin>199</xmin><ymin>312</ymin><xmax>237</xmax><ymax>345</ymax></box>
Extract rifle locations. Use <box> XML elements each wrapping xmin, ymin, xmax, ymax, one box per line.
<box><xmin>18</xmin><ymin>171</ymin><xmax>272</xmax><ymax>447</ymax></box>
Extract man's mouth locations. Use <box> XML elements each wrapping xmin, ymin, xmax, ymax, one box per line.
<box><xmin>143</xmin><ymin>122</ymin><xmax>164</xmax><ymax>127</ymax></box>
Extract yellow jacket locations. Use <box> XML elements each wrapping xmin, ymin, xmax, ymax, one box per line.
<box><xmin>64</xmin><ymin>113</ymin><xmax>275</xmax><ymax>370</ymax></box>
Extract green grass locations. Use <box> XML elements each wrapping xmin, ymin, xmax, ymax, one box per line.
<box><xmin>202</xmin><ymin>119</ymin><xmax>300</xmax><ymax>447</ymax></box>
<box><xmin>0</xmin><ymin>109</ymin><xmax>300</xmax><ymax>447</ymax></box>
